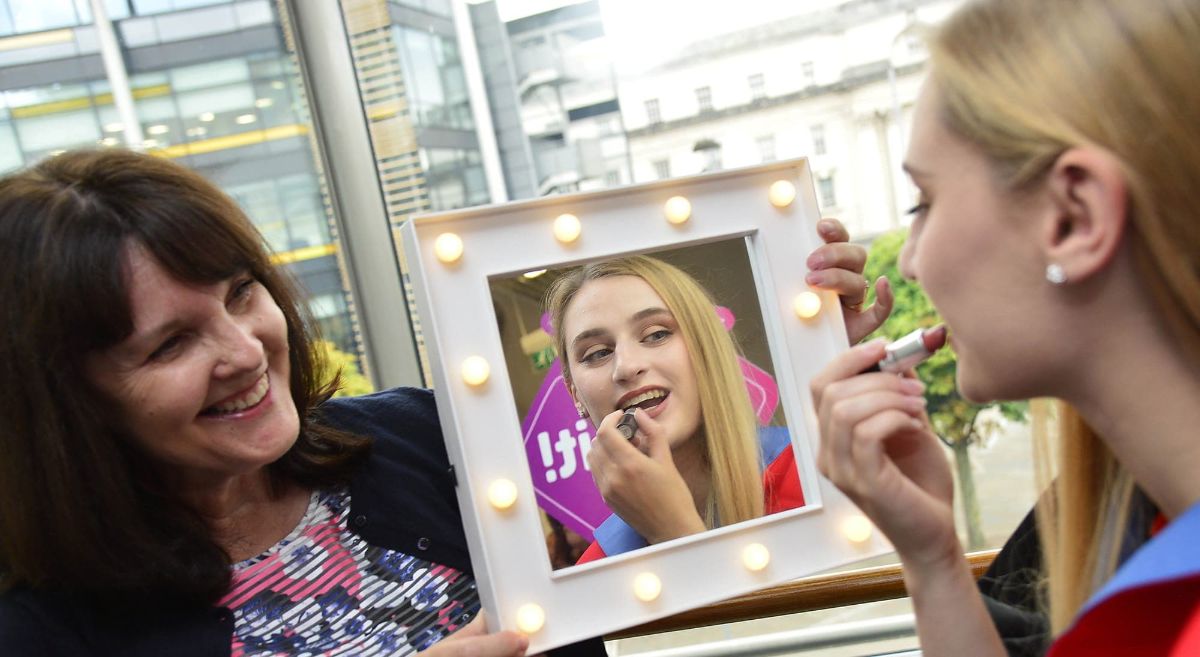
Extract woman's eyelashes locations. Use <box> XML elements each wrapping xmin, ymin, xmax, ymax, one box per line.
<box><xmin>148</xmin><ymin>333</ymin><xmax>187</xmax><ymax>363</ymax></box>
<box><xmin>905</xmin><ymin>200</ymin><xmax>930</xmax><ymax>219</ymax></box>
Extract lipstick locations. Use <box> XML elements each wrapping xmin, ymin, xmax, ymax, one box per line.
<box><xmin>616</xmin><ymin>409</ymin><xmax>638</xmax><ymax>441</ymax></box>
<box><xmin>866</xmin><ymin>325</ymin><xmax>947</xmax><ymax>373</ymax></box>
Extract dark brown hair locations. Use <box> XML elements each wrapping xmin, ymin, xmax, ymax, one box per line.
<box><xmin>0</xmin><ymin>149</ymin><xmax>368</xmax><ymax>606</ymax></box>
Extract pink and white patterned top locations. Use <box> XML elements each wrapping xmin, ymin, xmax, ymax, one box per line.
<box><xmin>218</xmin><ymin>488</ymin><xmax>479</xmax><ymax>656</ymax></box>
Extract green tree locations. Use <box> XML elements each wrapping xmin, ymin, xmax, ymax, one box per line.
<box><xmin>316</xmin><ymin>340</ymin><xmax>375</xmax><ymax>398</ymax></box>
<box><xmin>864</xmin><ymin>229</ymin><xmax>1026</xmax><ymax>550</ymax></box>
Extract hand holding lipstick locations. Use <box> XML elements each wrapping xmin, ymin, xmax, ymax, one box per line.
<box><xmin>586</xmin><ymin>408</ymin><xmax>706</xmax><ymax>545</ymax></box>
<box><xmin>809</xmin><ymin>330</ymin><xmax>962</xmax><ymax>568</ymax></box>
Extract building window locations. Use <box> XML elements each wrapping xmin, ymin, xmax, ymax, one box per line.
<box><xmin>695</xmin><ymin>86</ymin><xmax>713</xmax><ymax>113</ymax></box>
<box><xmin>653</xmin><ymin>158</ymin><xmax>671</xmax><ymax>179</ymax></box>
<box><xmin>748</xmin><ymin>73</ymin><xmax>765</xmax><ymax>101</ymax></box>
<box><xmin>604</xmin><ymin>169</ymin><xmax>621</xmax><ymax>186</ymax></box>
<box><xmin>645</xmin><ymin>98</ymin><xmax>661</xmax><ymax>124</ymax></box>
<box><xmin>811</xmin><ymin>124</ymin><xmax>827</xmax><ymax>155</ymax></box>
<box><xmin>801</xmin><ymin>61</ymin><xmax>815</xmax><ymax>87</ymax></box>
<box><xmin>818</xmin><ymin>174</ymin><xmax>837</xmax><ymax>208</ymax></box>
<box><xmin>757</xmin><ymin>134</ymin><xmax>776</xmax><ymax>162</ymax></box>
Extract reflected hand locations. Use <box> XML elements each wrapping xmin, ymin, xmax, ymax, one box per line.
<box><xmin>587</xmin><ymin>408</ymin><xmax>706</xmax><ymax>545</ymax></box>
<box><xmin>424</xmin><ymin>613</ymin><xmax>532</xmax><ymax>657</ymax></box>
<box><xmin>809</xmin><ymin>340</ymin><xmax>960</xmax><ymax>570</ymax></box>
<box><xmin>805</xmin><ymin>218</ymin><xmax>893</xmax><ymax>344</ymax></box>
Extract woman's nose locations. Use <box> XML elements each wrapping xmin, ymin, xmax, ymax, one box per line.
<box><xmin>212</xmin><ymin>316</ymin><xmax>263</xmax><ymax>378</ymax></box>
<box><xmin>611</xmin><ymin>347</ymin><xmax>646</xmax><ymax>383</ymax></box>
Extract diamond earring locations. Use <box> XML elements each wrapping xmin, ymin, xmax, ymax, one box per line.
<box><xmin>1046</xmin><ymin>263</ymin><xmax>1067</xmax><ymax>285</ymax></box>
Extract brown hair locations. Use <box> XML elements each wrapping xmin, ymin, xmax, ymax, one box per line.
<box><xmin>0</xmin><ymin>149</ymin><xmax>368</xmax><ymax>606</ymax></box>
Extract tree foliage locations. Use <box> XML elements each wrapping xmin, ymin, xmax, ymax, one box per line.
<box><xmin>865</xmin><ymin>229</ymin><xmax>1026</xmax><ymax>548</ymax></box>
<box><xmin>316</xmin><ymin>340</ymin><xmax>374</xmax><ymax>398</ymax></box>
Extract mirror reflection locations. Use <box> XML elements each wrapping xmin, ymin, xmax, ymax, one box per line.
<box><xmin>490</xmin><ymin>239</ymin><xmax>806</xmax><ymax>570</ymax></box>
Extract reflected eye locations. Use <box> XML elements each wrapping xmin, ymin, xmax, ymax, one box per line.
<box><xmin>578</xmin><ymin>346</ymin><xmax>612</xmax><ymax>364</ymax></box>
<box><xmin>643</xmin><ymin>328</ymin><xmax>672</xmax><ymax>344</ymax></box>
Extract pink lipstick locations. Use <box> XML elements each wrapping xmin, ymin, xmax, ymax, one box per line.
<box><xmin>866</xmin><ymin>325</ymin><xmax>947</xmax><ymax>373</ymax></box>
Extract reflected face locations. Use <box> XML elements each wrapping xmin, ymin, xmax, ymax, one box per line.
<box><xmin>562</xmin><ymin>276</ymin><xmax>702</xmax><ymax>449</ymax></box>
<box><xmin>899</xmin><ymin>82</ymin><xmax>1044</xmax><ymax>401</ymax></box>
<box><xmin>87</xmin><ymin>244</ymin><xmax>300</xmax><ymax>489</ymax></box>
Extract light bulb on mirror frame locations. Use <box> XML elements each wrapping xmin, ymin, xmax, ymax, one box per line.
<box><xmin>793</xmin><ymin>291</ymin><xmax>822</xmax><ymax>319</ymax></box>
<box><xmin>553</xmin><ymin>213</ymin><xmax>582</xmax><ymax>244</ymax></box>
<box><xmin>632</xmin><ymin>572</ymin><xmax>662</xmax><ymax>602</ymax></box>
<box><xmin>460</xmin><ymin>356</ymin><xmax>490</xmax><ymax>387</ymax></box>
<box><xmin>841</xmin><ymin>515</ymin><xmax>874</xmax><ymax>544</ymax></box>
<box><xmin>515</xmin><ymin>603</ymin><xmax>545</xmax><ymax>634</ymax></box>
<box><xmin>768</xmin><ymin>180</ymin><xmax>797</xmax><ymax>208</ymax></box>
<box><xmin>663</xmin><ymin>195</ymin><xmax>692</xmax><ymax>224</ymax></box>
<box><xmin>434</xmin><ymin>232</ymin><xmax>464</xmax><ymax>263</ymax></box>
<box><xmin>487</xmin><ymin>478</ymin><xmax>518</xmax><ymax>510</ymax></box>
<box><xmin>741</xmin><ymin>543</ymin><xmax>771</xmax><ymax>572</ymax></box>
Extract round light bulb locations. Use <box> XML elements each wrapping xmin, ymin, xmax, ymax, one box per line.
<box><xmin>742</xmin><ymin>543</ymin><xmax>771</xmax><ymax>572</ymax></box>
<box><xmin>664</xmin><ymin>196</ymin><xmax>692</xmax><ymax>224</ymax></box>
<box><xmin>434</xmin><ymin>232</ymin><xmax>464</xmax><ymax>263</ymax></box>
<box><xmin>632</xmin><ymin>572</ymin><xmax>662</xmax><ymax>602</ymax></box>
<box><xmin>488</xmin><ymin>478</ymin><xmax>518</xmax><ymax>510</ymax></box>
<box><xmin>460</xmin><ymin>356</ymin><xmax>491</xmax><ymax>387</ymax></box>
<box><xmin>793</xmin><ymin>291</ymin><xmax>823</xmax><ymax>319</ymax></box>
<box><xmin>842</xmin><ymin>515</ymin><xmax>874</xmax><ymax>544</ymax></box>
<box><xmin>553</xmin><ymin>213</ymin><xmax>582</xmax><ymax>244</ymax></box>
<box><xmin>768</xmin><ymin>180</ymin><xmax>797</xmax><ymax>208</ymax></box>
<box><xmin>515</xmin><ymin>603</ymin><xmax>545</xmax><ymax>634</ymax></box>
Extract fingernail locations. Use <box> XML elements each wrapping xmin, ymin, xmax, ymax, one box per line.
<box><xmin>806</xmin><ymin>252</ymin><xmax>826</xmax><ymax>269</ymax></box>
<box><xmin>902</xmin><ymin>379</ymin><xmax>925</xmax><ymax>394</ymax></box>
<box><xmin>818</xmin><ymin>219</ymin><xmax>836</xmax><ymax>234</ymax></box>
<box><xmin>805</xmin><ymin>271</ymin><xmax>825</xmax><ymax>286</ymax></box>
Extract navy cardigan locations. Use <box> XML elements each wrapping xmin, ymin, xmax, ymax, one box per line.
<box><xmin>0</xmin><ymin>388</ymin><xmax>605</xmax><ymax>656</ymax></box>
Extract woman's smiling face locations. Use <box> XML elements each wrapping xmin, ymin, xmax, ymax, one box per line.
<box><xmin>562</xmin><ymin>275</ymin><xmax>702</xmax><ymax>450</ymax></box>
<box><xmin>86</xmin><ymin>243</ymin><xmax>300</xmax><ymax>490</ymax></box>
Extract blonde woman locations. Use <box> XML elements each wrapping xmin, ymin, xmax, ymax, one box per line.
<box><xmin>811</xmin><ymin>0</ymin><xmax>1200</xmax><ymax>655</ymax></box>
<box><xmin>547</xmin><ymin>245</ymin><xmax>884</xmax><ymax>563</ymax></box>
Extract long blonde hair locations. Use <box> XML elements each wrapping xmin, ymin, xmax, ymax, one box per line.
<box><xmin>545</xmin><ymin>255</ymin><xmax>765</xmax><ymax>528</ymax></box>
<box><xmin>929</xmin><ymin>0</ymin><xmax>1200</xmax><ymax>633</ymax></box>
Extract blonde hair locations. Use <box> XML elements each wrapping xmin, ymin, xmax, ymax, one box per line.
<box><xmin>545</xmin><ymin>255</ymin><xmax>764</xmax><ymax>528</ymax></box>
<box><xmin>929</xmin><ymin>0</ymin><xmax>1200</xmax><ymax>633</ymax></box>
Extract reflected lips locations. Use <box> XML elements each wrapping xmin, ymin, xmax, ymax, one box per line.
<box><xmin>864</xmin><ymin>325</ymin><xmax>947</xmax><ymax>374</ymax></box>
<box><xmin>616</xmin><ymin>409</ymin><xmax>638</xmax><ymax>440</ymax></box>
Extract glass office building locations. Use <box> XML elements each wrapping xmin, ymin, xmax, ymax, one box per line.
<box><xmin>0</xmin><ymin>0</ymin><xmax>489</xmax><ymax>374</ymax></box>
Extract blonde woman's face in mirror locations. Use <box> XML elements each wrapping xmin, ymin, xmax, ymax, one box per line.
<box><xmin>562</xmin><ymin>275</ymin><xmax>702</xmax><ymax>451</ymax></box>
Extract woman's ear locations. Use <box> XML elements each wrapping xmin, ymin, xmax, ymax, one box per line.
<box><xmin>1040</xmin><ymin>147</ymin><xmax>1129</xmax><ymax>283</ymax></box>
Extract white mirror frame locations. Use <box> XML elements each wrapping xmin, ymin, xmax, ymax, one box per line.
<box><xmin>401</xmin><ymin>159</ymin><xmax>892</xmax><ymax>652</ymax></box>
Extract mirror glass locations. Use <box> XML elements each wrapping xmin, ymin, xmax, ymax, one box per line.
<box><xmin>489</xmin><ymin>237</ymin><xmax>808</xmax><ymax>570</ymax></box>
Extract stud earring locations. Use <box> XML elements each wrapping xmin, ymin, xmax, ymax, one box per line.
<box><xmin>574</xmin><ymin>401</ymin><xmax>587</xmax><ymax>418</ymax></box>
<box><xmin>1046</xmin><ymin>263</ymin><xmax>1067</xmax><ymax>285</ymax></box>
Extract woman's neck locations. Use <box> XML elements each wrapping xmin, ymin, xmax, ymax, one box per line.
<box><xmin>1065</xmin><ymin>326</ymin><xmax>1200</xmax><ymax>519</ymax></box>
<box><xmin>175</xmin><ymin>470</ymin><xmax>312</xmax><ymax>562</ymax></box>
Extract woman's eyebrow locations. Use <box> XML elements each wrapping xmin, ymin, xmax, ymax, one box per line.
<box><xmin>630</xmin><ymin>307</ymin><xmax>672</xmax><ymax>323</ymax></box>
